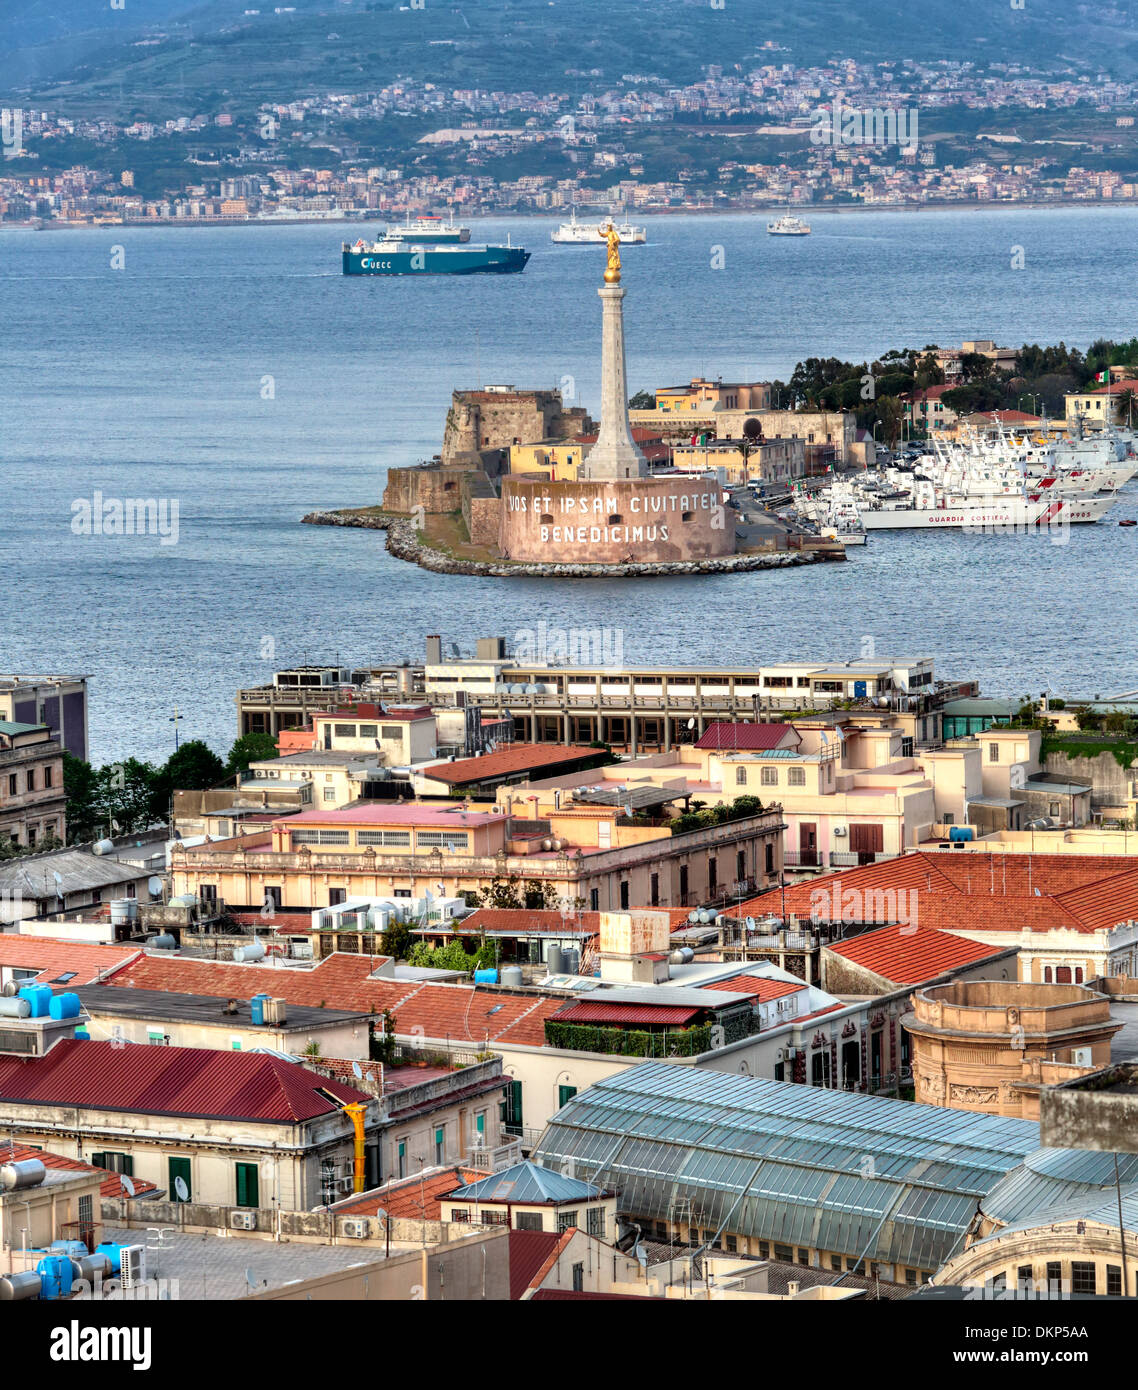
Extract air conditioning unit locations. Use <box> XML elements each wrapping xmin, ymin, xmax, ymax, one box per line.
<box><xmin>340</xmin><ymin>1218</ymin><xmax>368</xmax><ymax>1239</ymax></box>
<box><xmin>120</xmin><ymin>1245</ymin><xmax>146</xmax><ymax>1288</ymax></box>
<box><xmin>337</xmin><ymin>1175</ymin><xmax>355</xmax><ymax>1192</ymax></box>
<box><xmin>230</xmin><ymin>1210</ymin><xmax>257</xmax><ymax>1231</ymax></box>
<box><xmin>833</xmin><ymin>827</ymin><xmax>848</xmax><ymax>838</ymax></box>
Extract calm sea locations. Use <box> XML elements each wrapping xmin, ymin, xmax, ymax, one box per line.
<box><xmin>2</xmin><ymin>208</ymin><xmax>1137</xmax><ymax>763</ymax></box>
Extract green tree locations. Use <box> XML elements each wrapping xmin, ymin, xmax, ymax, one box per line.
<box><xmin>875</xmin><ymin>395</ymin><xmax>904</xmax><ymax>448</ymax></box>
<box><xmin>628</xmin><ymin>390</ymin><xmax>655</xmax><ymax>410</ymax></box>
<box><xmin>97</xmin><ymin>757</ymin><xmax>160</xmax><ymax>834</ymax></box>
<box><xmin>380</xmin><ymin>919</ymin><xmax>413</xmax><ymax>961</ymax></box>
<box><xmin>62</xmin><ymin>752</ymin><xmax>100</xmax><ymax>843</ymax></box>
<box><xmin>227</xmin><ymin>731</ymin><xmax>280</xmax><ymax>777</ymax></box>
<box><xmin>150</xmin><ymin>739</ymin><xmax>227</xmax><ymax>823</ymax></box>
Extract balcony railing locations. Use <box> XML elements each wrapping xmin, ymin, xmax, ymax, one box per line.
<box><xmin>828</xmin><ymin>850</ymin><xmax>894</xmax><ymax>868</ymax></box>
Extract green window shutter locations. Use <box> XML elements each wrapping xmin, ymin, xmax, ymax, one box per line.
<box><xmin>168</xmin><ymin>1156</ymin><xmax>192</xmax><ymax>1202</ymax></box>
<box><xmin>90</xmin><ymin>1152</ymin><xmax>104</xmax><ymax>1170</ymax></box>
<box><xmin>235</xmin><ymin>1162</ymin><xmax>259</xmax><ymax>1208</ymax></box>
<box><xmin>558</xmin><ymin>1085</ymin><xmax>578</xmax><ymax>1108</ymax></box>
<box><xmin>475</xmin><ymin>1113</ymin><xmax>485</xmax><ymax>1135</ymax></box>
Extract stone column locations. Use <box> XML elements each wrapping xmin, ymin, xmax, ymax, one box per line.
<box><xmin>580</xmin><ymin>285</ymin><xmax>648</xmax><ymax>481</ymax></box>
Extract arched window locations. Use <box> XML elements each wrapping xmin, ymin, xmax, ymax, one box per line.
<box><xmin>1043</xmin><ymin>966</ymin><xmax>1053</xmax><ymax>983</ymax></box>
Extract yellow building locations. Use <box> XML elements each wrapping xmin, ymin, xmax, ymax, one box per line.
<box><xmin>508</xmin><ymin>440</ymin><xmax>588</xmax><ymax>482</ymax></box>
<box><xmin>171</xmin><ymin>798</ymin><xmax>785</xmax><ymax>914</ymax></box>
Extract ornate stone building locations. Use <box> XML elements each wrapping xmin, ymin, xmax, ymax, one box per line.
<box><xmin>904</xmin><ymin>980</ymin><xmax>1121</xmax><ymax>1119</ymax></box>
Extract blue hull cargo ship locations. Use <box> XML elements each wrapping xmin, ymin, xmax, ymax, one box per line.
<box><xmin>342</xmin><ymin>237</ymin><xmax>529</xmax><ymax>275</ymax></box>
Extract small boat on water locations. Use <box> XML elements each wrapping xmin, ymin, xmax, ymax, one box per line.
<box><xmin>767</xmin><ymin>213</ymin><xmax>811</xmax><ymax>236</ymax></box>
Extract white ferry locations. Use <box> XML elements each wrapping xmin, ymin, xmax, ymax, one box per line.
<box><xmin>552</xmin><ymin>210</ymin><xmax>647</xmax><ymax>244</ymax></box>
<box><xmin>767</xmin><ymin>213</ymin><xmax>811</xmax><ymax>236</ymax></box>
<box><xmin>385</xmin><ymin>214</ymin><xmax>471</xmax><ymax>244</ymax></box>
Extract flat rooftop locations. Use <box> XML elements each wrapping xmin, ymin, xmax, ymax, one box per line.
<box><xmin>92</xmin><ymin>1226</ymin><xmax>398</xmax><ymax>1300</ymax></box>
<box><xmin>75</xmin><ymin>983</ymin><xmax>367</xmax><ymax>1031</ymax></box>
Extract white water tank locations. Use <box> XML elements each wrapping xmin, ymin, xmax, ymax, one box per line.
<box><xmin>234</xmin><ymin>939</ymin><xmax>266</xmax><ymax>963</ymax></box>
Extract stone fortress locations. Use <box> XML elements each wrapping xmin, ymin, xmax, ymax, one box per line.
<box><xmin>375</xmin><ymin>233</ymin><xmax>842</xmax><ymax>576</ymax></box>
<box><xmin>495</xmin><ymin>238</ymin><xmax>734</xmax><ymax>565</ymax></box>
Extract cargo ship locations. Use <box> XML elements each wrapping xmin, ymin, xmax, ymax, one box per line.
<box><xmin>342</xmin><ymin>237</ymin><xmax>530</xmax><ymax>276</ymax></box>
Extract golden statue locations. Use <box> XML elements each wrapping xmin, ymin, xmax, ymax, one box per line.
<box><xmin>599</xmin><ymin>220</ymin><xmax>621</xmax><ymax>283</ymax></box>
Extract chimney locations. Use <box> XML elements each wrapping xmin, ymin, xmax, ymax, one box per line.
<box><xmin>426</xmin><ymin>635</ymin><xmax>442</xmax><ymax>665</ymax></box>
<box><xmin>787</xmin><ymin>1280</ymin><xmax>800</xmax><ymax>1298</ymax></box>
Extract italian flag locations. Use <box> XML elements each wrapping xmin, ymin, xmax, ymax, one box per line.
<box><xmin>1096</xmin><ymin>370</ymin><xmax>1111</xmax><ymax>384</ymax></box>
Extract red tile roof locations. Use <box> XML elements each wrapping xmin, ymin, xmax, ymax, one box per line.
<box><xmin>508</xmin><ymin>1229</ymin><xmax>562</xmax><ymax>1299</ymax></box>
<box><xmin>104</xmin><ymin>953</ymin><xmax>564</xmax><ymax>1047</ymax></box>
<box><xmin>529</xmin><ymin>1288</ymin><xmax>659</xmax><ymax>1300</ymax></box>
<box><xmin>826</xmin><ymin>922</ymin><xmax>1010</xmax><ymax>984</ymax></box>
<box><xmin>695</xmin><ymin>722</ymin><xmax>797</xmax><ymax>751</ymax></box>
<box><xmin>554</xmin><ymin>1000</ymin><xmax>702</xmax><ymax>1025</ymax></box>
<box><xmin>700</xmin><ymin>974</ymin><xmax>804</xmax><ymax>1002</ymax></box>
<box><xmin>737</xmin><ymin>851</ymin><xmax>1138</xmax><ymax>938</ymax></box>
<box><xmin>0</xmin><ymin>1139</ymin><xmax>159</xmax><ymax>1199</ymax></box>
<box><xmin>421</xmin><ymin>744</ymin><xmax>603</xmax><ymax>786</ymax></box>
<box><xmin>335</xmin><ymin>1165</ymin><xmax>484</xmax><ymax>1221</ymax></box>
<box><xmin>0</xmin><ymin>1040</ymin><xmax>369</xmax><ymax>1123</ymax></box>
<box><xmin>0</xmin><ymin>938</ymin><xmax>143</xmax><ymax>985</ymax></box>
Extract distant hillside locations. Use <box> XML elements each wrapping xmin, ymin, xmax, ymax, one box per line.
<box><xmin>5</xmin><ymin>0</ymin><xmax>1138</xmax><ymax>113</ymax></box>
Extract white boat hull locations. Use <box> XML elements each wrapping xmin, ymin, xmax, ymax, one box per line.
<box><xmin>858</xmin><ymin>495</ymin><xmax>1115</xmax><ymax>529</ymax></box>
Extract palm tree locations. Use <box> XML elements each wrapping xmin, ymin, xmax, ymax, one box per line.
<box><xmin>1114</xmin><ymin>388</ymin><xmax>1136</xmax><ymax>428</ymax></box>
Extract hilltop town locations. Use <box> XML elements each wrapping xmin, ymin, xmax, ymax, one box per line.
<box><xmin>6</xmin><ymin>55</ymin><xmax>1138</xmax><ymax>225</ymax></box>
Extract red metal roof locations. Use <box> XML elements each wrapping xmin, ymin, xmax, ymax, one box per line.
<box><xmin>508</xmin><ymin>1229</ymin><xmax>562</xmax><ymax>1299</ymax></box>
<box><xmin>422</xmin><ymin>744</ymin><xmax>603</xmax><ymax>785</ymax></box>
<box><xmin>554</xmin><ymin>1000</ymin><xmax>701</xmax><ymax>1025</ymax></box>
<box><xmin>0</xmin><ymin>1040</ymin><xmax>369</xmax><ymax>1123</ymax></box>
<box><xmin>460</xmin><ymin>909</ymin><xmax>600</xmax><ymax>935</ymax></box>
<box><xmin>696</xmin><ymin>722</ymin><xmax>797</xmax><ymax>751</ymax></box>
<box><xmin>827</xmin><ymin>922</ymin><xmax>1009</xmax><ymax>984</ymax></box>
<box><xmin>700</xmin><ymin>974</ymin><xmax>803</xmax><ymax>1001</ymax></box>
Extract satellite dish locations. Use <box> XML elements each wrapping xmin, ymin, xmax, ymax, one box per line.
<box><xmin>147</xmin><ymin>876</ymin><xmax>164</xmax><ymax>897</ymax></box>
<box><xmin>174</xmin><ymin>1175</ymin><xmax>189</xmax><ymax>1202</ymax></box>
<box><xmin>351</xmin><ymin>1061</ymin><xmax>363</xmax><ymax>1080</ymax></box>
<box><xmin>745</xmin><ymin>916</ymin><xmax>756</xmax><ymax>931</ymax></box>
<box><xmin>120</xmin><ymin>1174</ymin><xmax>136</xmax><ymax>1197</ymax></box>
<box><xmin>687</xmin><ymin>718</ymin><xmax>696</xmax><ymax>730</ymax></box>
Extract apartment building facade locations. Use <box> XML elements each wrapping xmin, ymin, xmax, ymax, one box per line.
<box><xmin>0</xmin><ymin>722</ymin><xmax>67</xmax><ymax>848</ymax></box>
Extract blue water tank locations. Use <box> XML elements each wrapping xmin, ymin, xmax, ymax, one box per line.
<box><xmin>18</xmin><ymin>985</ymin><xmax>52</xmax><ymax>1019</ymax></box>
<box><xmin>48</xmin><ymin>992</ymin><xmax>81</xmax><ymax>1021</ymax></box>
<box><xmin>473</xmin><ymin>968</ymin><xmax>498</xmax><ymax>985</ymax></box>
<box><xmin>95</xmin><ymin>1242</ymin><xmax>124</xmax><ymax>1275</ymax></box>
<box><xmin>50</xmin><ymin>1239</ymin><xmax>88</xmax><ymax>1260</ymax></box>
<box><xmin>250</xmin><ymin>992</ymin><xmax>272</xmax><ymax>1026</ymax></box>
<box><xmin>36</xmin><ymin>1256</ymin><xmax>72</xmax><ymax>1301</ymax></box>
<box><xmin>949</xmin><ymin>826</ymin><xmax>975</xmax><ymax>842</ymax></box>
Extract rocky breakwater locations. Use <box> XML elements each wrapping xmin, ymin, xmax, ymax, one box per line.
<box><xmin>303</xmin><ymin>509</ymin><xmax>842</xmax><ymax>577</ymax></box>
